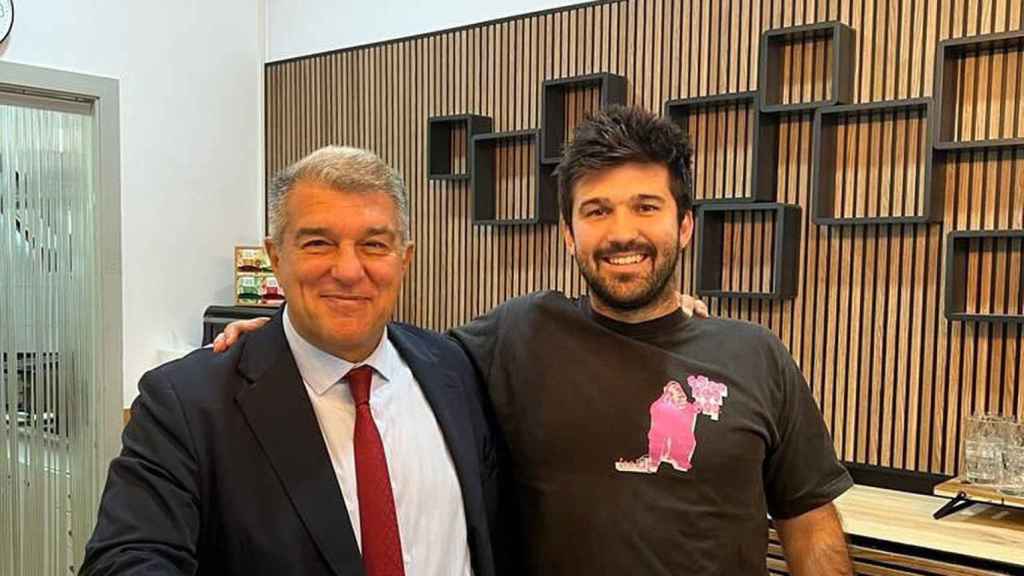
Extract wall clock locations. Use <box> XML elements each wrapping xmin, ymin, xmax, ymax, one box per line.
<box><xmin>0</xmin><ymin>0</ymin><xmax>13</xmax><ymax>46</ymax></box>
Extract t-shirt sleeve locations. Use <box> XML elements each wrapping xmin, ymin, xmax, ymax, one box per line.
<box><xmin>448</xmin><ymin>302</ymin><xmax>508</xmax><ymax>386</ymax></box>
<box><xmin>448</xmin><ymin>304</ymin><xmax>527</xmax><ymax>574</ymax></box>
<box><xmin>763</xmin><ymin>338</ymin><xmax>853</xmax><ymax>520</ymax></box>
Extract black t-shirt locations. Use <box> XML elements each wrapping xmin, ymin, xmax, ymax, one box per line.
<box><xmin>451</xmin><ymin>291</ymin><xmax>853</xmax><ymax>575</ymax></box>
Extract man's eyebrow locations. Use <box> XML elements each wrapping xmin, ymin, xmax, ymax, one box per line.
<box><xmin>634</xmin><ymin>194</ymin><xmax>667</xmax><ymax>203</ymax></box>
<box><xmin>364</xmin><ymin>226</ymin><xmax>399</xmax><ymax>238</ymax></box>
<box><xmin>294</xmin><ymin>227</ymin><xmax>332</xmax><ymax>238</ymax></box>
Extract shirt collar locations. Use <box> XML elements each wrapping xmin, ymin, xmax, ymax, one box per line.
<box><xmin>282</xmin><ymin>305</ymin><xmax>400</xmax><ymax>396</ymax></box>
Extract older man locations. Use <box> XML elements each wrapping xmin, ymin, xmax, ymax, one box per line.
<box><xmin>81</xmin><ymin>147</ymin><xmax>499</xmax><ymax>576</ymax></box>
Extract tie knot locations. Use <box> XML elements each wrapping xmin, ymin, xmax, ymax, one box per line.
<box><xmin>345</xmin><ymin>365</ymin><xmax>374</xmax><ymax>406</ymax></box>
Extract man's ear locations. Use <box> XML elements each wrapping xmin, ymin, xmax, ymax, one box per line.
<box><xmin>678</xmin><ymin>209</ymin><xmax>695</xmax><ymax>251</ymax></box>
<box><xmin>401</xmin><ymin>241</ymin><xmax>415</xmax><ymax>273</ymax></box>
<box><xmin>264</xmin><ymin>237</ymin><xmax>280</xmax><ymax>272</ymax></box>
<box><xmin>561</xmin><ymin>219</ymin><xmax>576</xmax><ymax>256</ymax></box>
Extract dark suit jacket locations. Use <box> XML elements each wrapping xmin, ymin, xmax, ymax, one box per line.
<box><xmin>81</xmin><ymin>314</ymin><xmax>499</xmax><ymax>576</ymax></box>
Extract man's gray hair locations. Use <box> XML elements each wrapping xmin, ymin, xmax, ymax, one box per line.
<box><xmin>267</xmin><ymin>146</ymin><xmax>410</xmax><ymax>244</ymax></box>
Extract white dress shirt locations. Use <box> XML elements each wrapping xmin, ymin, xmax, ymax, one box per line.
<box><xmin>283</xmin><ymin>308</ymin><xmax>473</xmax><ymax>576</ymax></box>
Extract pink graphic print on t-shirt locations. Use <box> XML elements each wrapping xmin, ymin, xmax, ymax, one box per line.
<box><xmin>646</xmin><ymin>383</ymin><xmax>701</xmax><ymax>471</ymax></box>
<box><xmin>688</xmin><ymin>374</ymin><xmax>728</xmax><ymax>421</ymax></box>
<box><xmin>615</xmin><ymin>375</ymin><xmax>729</xmax><ymax>474</ymax></box>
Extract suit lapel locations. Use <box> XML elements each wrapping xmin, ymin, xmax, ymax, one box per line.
<box><xmin>235</xmin><ymin>313</ymin><xmax>364</xmax><ymax>576</ymax></box>
<box><xmin>387</xmin><ymin>325</ymin><xmax>487</xmax><ymax>555</ymax></box>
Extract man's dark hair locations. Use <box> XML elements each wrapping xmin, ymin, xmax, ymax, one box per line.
<box><xmin>555</xmin><ymin>105</ymin><xmax>694</xmax><ymax>230</ymax></box>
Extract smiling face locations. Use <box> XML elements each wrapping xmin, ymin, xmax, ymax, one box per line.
<box><xmin>266</xmin><ymin>179</ymin><xmax>413</xmax><ymax>362</ymax></box>
<box><xmin>563</xmin><ymin>162</ymin><xmax>694</xmax><ymax>321</ymax></box>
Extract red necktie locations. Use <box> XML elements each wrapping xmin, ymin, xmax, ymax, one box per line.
<box><xmin>345</xmin><ymin>365</ymin><xmax>406</xmax><ymax>576</ymax></box>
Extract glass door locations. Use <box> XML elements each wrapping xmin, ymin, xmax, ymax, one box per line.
<box><xmin>0</xmin><ymin>87</ymin><xmax>115</xmax><ymax>575</ymax></box>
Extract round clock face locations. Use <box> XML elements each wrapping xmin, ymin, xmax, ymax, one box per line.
<box><xmin>0</xmin><ymin>1</ymin><xmax>12</xmax><ymax>45</ymax></box>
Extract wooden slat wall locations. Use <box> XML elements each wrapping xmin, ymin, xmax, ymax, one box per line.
<box><xmin>833</xmin><ymin>109</ymin><xmax>929</xmax><ymax>219</ymax></box>
<box><xmin>450</xmin><ymin>125</ymin><xmax>468</xmax><ymax>175</ymax></box>
<box><xmin>690</xmin><ymin>103</ymin><xmax>755</xmax><ymax>201</ymax></box>
<box><xmin>780</xmin><ymin>36</ymin><xmax>834</xmax><ymax>105</ymax></box>
<box><xmin>721</xmin><ymin>211</ymin><xmax>777</xmax><ymax>293</ymax></box>
<box><xmin>953</xmin><ymin>44</ymin><xmax>1024</xmax><ymax>142</ymax></box>
<box><xmin>265</xmin><ymin>0</ymin><xmax>1024</xmax><ymax>477</ymax></box>
<box><xmin>963</xmin><ymin>237</ymin><xmax>1024</xmax><ymax>316</ymax></box>
<box><xmin>565</xmin><ymin>85</ymin><xmax>603</xmax><ymax>146</ymax></box>
<box><xmin>493</xmin><ymin>140</ymin><xmax>538</xmax><ymax>222</ymax></box>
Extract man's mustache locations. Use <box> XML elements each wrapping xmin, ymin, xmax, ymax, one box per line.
<box><xmin>594</xmin><ymin>240</ymin><xmax>656</xmax><ymax>260</ymax></box>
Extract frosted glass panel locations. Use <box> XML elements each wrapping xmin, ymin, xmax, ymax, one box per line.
<box><xmin>0</xmin><ymin>100</ymin><xmax>103</xmax><ymax>575</ymax></box>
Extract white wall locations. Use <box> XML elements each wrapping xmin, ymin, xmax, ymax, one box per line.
<box><xmin>0</xmin><ymin>1</ymin><xmax>267</xmax><ymax>405</ymax></box>
<box><xmin>267</xmin><ymin>0</ymin><xmax>582</xmax><ymax>61</ymax></box>
<box><xmin>0</xmin><ymin>0</ymin><xmax>580</xmax><ymax>405</ymax></box>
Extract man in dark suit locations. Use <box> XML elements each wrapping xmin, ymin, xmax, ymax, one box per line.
<box><xmin>81</xmin><ymin>146</ymin><xmax>499</xmax><ymax>576</ymax></box>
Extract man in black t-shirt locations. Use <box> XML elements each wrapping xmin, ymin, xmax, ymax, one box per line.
<box><xmin>450</xmin><ymin>106</ymin><xmax>853</xmax><ymax>575</ymax></box>
<box><xmin>216</xmin><ymin>107</ymin><xmax>853</xmax><ymax>575</ymax></box>
<box><xmin>452</xmin><ymin>293</ymin><xmax>851</xmax><ymax>575</ymax></box>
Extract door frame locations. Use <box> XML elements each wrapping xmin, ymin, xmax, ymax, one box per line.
<box><xmin>0</xmin><ymin>61</ymin><xmax>123</xmax><ymax>460</ymax></box>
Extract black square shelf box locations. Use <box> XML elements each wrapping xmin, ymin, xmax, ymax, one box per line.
<box><xmin>470</xmin><ymin>130</ymin><xmax>557</xmax><ymax>226</ymax></box>
<box><xmin>541</xmin><ymin>73</ymin><xmax>627</xmax><ymax>164</ymax></box>
<box><xmin>665</xmin><ymin>91</ymin><xmax>777</xmax><ymax>204</ymax></box>
<box><xmin>759</xmin><ymin>21</ymin><xmax>854</xmax><ymax>114</ymax></box>
<box><xmin>695</xmin><ymin>203</ymin><xmax>802</xmax><ymax>300</ymax></box>
<box><xmin>428</xmin><ymin>114</ymin><xmax>493</xmax><ymax>180</ymax></box>
<box><xmin>812</xmin><ymin>98</ymin><xmax>944</xmax><ymax>225</ymax></box>
<box><xmin>945</xmin><ymin>230</ymin><xmax>1024</xmax><ymax>323</ymax></box>
<box><xmin>934</xmin><ymin>30</ymin><xmax>1024</xmax><ymax>151</ymax></box>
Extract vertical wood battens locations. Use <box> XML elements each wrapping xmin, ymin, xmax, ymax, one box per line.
<box><xmin>265</xmin><ymin>0</ymin><xmax>1024</xmax><ymax>477</ymax></box>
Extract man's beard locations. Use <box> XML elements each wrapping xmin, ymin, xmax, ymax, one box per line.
<box><xmin>576</xmin><ymin>238</ymin><xmax>680</xmax><ymax>311</ymax></box>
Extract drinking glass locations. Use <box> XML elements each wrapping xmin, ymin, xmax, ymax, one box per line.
<box><xmin>1000</xmin><ymin>421</ymin><xmax>1024</xmax><ymax>496</ymax></box>
<box><xmin>963</xmin><ymin>414</ymin><xmax>1007</xmax><ymax>485</ymax></box>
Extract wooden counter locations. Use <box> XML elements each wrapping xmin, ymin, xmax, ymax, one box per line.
<box><xmin>837</xmin><ymin>484</ymin><xmax>1024</xmax><ymax>566</ymax></box>
<box><xmin>768</xmin><ymin>484</ymin><xmax>1024</xmax><ymax>574</ymax></box>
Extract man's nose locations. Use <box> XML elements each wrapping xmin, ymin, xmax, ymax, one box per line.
<box><xmin>604</xmin><ymin>209</ymin><xmax>642</xmax><ymax>245</ymax></box>
<box><xmin>330</xmin><ymin>243</ymin><xmax>368</xmax><ymax>284</ymax></box>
